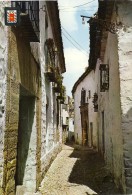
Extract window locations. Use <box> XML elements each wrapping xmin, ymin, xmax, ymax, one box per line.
<box><xmin>81</xmin><ymin>88</ymin><xmax>86</xmax><ymax>105</ymax></box>
<box><xmin>92</xmin><ymin>93</ymin><xmax>98</xmax><ymax>112</ymax></box>
<box><xmin>88</xmin><ymin>90</ymin><xmax>91</xmax><ymax>99</ymax></box>
<box><xmin>100</xmin><ymin>64</ymin><xmax>109</xmax><ymax>92</ymax></box>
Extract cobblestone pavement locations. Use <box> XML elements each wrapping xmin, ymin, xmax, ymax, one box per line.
<box><xmin>39</xmin><ymin>144</ymin><xmax>120</xmax><ymax>195</ymax></box>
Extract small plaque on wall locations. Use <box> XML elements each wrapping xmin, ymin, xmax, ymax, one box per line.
<box><xmin>4</xmin><ymin>7</ymin><xmax>20</xmax><ymax>26</ymax></box>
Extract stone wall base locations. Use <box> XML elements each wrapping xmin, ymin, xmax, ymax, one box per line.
<box><xmin>15</xmin><ymin>143</ymin><xmax>62</xmax><ymax>195</ymax></box>
<box><xmin>40</xmin><ymin>142</ymin><xmax>62</xmax><ymax>186</ymax></box>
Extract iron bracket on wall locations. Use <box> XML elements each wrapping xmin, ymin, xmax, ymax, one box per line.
<box><xmin>81</xmin><ymin>15</ymin><xmax>118</xmax><ymax>34</ymax></box>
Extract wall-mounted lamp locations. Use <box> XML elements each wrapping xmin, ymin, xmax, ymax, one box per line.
<box><xmin>80</xmin><ymin>15</ymin><xmax>118</xmax><ymax>34</ymax></box>
<box><xmin>81</xmin><ymin>15</ymin><xmax>90</xmax><ymax>25</ymax></box>
<box><xmin>82</xmin><ymin>17</ymin><xmax>85</xmax><ymax>25</ymax></box>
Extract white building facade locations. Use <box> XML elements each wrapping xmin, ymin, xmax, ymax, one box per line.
<box><xmin>80</xmin><ymin>1</ymin><xmax>132</xmax><ymax>193</ymax></box>
<box><xmin>72</xmin><ymin>70</ymin><xmax>98</xmax><ymax>149</ymax></box>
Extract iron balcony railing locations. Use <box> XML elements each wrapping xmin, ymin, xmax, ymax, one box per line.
<box><xmin>11</xmin><ymin>1</ymin><xmax>39</xmax><ymax>41</ymax></box>
<box><xmin>45</xmin><ymin>38</ymin><xmax>56</xmax><ymax>71</ymax></box>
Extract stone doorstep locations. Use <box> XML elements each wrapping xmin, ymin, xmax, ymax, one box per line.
<box><xmin>16</xmin><ymin>185</ymin><xmax>42</xmax><ymax>195</ymax></box>
<box><xmin>16</xmin><ymin>185</ymin><xmax>25</xmax><ymax>195</ymax></box>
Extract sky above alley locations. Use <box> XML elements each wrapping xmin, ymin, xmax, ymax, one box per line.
<box><xmin>58</xmin><ymin>0</ymin><xmax>98</xmax><ymax>97</ymax></box>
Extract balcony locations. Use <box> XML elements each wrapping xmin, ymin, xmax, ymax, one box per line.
<box><xmin>45</xmin><ymin>65</ymin><xmax>56</xmax><ymax>82</ymax></box>
<box><xmin>11</xmin><ymin>1</ymin><xmax>39</xmax><ymax>42</ymax></box>
<box><xmin>60</xmin><ymin>97</ymin><xmax>65</xmax><ymax>104</ymax></box>
<box><xmin>57</xmin><ymin>85</ymin><xmax>65</xmax><ymax>104</ymax></box>
<box><xmin>57</xmin><ymin>95</ymin><xmax>64</xmax><ymax>104</ymax></box>
<box><xmin>45</xmin><ymin>39</ymin><xmax>57</xmax><ymax>82</ymax></box>
<box><xmin>53</xmin><ymin>74</ymin><xmax>63</xmax><ymax>92</ymax></box>
<box><xmin>53</xmin><ymin>83</ymin><xmax>61</xmax><ymax>93</ymax></box>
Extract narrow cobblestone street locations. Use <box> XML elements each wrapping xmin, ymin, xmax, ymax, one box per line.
<box><xmin>39</xmin><ymin>144</ymin><xmax>120</xmax><ymax>195</ymax></box>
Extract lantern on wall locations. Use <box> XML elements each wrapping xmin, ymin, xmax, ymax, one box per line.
<box><xmin>92</xmin><ymin>93</ymin><xmax>98</xmax><ymax>112</ymax></box>
<box><xmin>100</xmin><ymin>64</ymin><xmax>109</xmax><ymax>92</ymax></box>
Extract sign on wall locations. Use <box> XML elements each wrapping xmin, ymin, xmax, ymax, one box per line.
<box><xmin>4</xmin><ymin>7</ymin><xmax>20</xmax><ymax>26</ymax></box>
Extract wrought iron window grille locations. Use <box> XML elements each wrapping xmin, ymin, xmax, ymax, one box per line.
<box><xmin>92</xmin><ymin>93</ymin><xmax>98</xmax><ymax>112</ymax></box>
<box><xmin>100</xmin><ymin>64</ymin><xmax>109</xmax><ymax>92</ymax></box>
<box><xmin>45</xmin><ymin>38</ymin><xmax>56</xmax><ymax>70</ymax></box>
<box><xmin>81</xmin><ymin>88</ymin><xmax>86</xmax><ymax>105</ymax></box>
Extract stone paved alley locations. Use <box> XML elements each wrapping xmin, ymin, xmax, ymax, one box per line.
<box><xmin>39</xmin><ymin>144</ymin><xmax>120</xmax><ymax>195</ymax></box>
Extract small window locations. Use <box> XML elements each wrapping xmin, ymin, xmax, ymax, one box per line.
<box><xmin>89</xmin><ymin>90</ymin><xmax>91</xmax><ymax>99</ymax></box>
<box><xmin>81</xmin><ymin>88</ymin><xmax>86</xmax><ymax>105</ymax></box>
<box><xmin>100</xmin><ymin>64</ymin><xmax>109</xmax><ymax>92</ymax></box>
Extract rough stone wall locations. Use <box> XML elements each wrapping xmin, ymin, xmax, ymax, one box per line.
<box><xmin>2</xmin><ymin>26</ymin><xmax>40</xmax><ymax>194</ymax></box>
<box><xmin>0</xmin><ymin>1</ymin><xmax>63</xmax><ymax>193</ymax></box>
<box><xmin>74</xmin><ymin>71</ymin><xmax>98</xmax><ymax>148</ymax></box>
<box><xmin>45</xmin><ymin>78</ymin><xmax>54</xmax><ymax>152</ymax></box>
<box><xmin>39</xmin><ymin>1</ymin><xmax>51</xmax><ymax>179</ymax></box>
<box><xmin>39</xmin><ymin>2</ymin><xmax>47</xmax><ymax>168</ymax></box>
<box><xmin>53</xmin><ymin>93</ymin><xmax>58</xmax><ymax>144</ymax></box>
<box><xmin>3</xmin><ymin>28</ymin><xmax>20</xmax><ymax>195</ymax></box>
<box><xmin>97</xmin><ymin>8</ymin><xmax>126</xmax><ymax>191</ymax></box>
<box><xmin>0</xmin><ymin>2</ymin><xmax>10</xmax><ymax>194</ymax></box>
<box><xmin>39</xmin><ymin>1</ymin><xmax>62</xmax><ymax>183</ymax></box>
<box><xmin>36</xmin><ymin>86</ymin><xmax>42</xmax><ymax>190</ymax></box>
<box><xmin>117</xmin><ymin>1</ymin><xmax>132</xmax><ymax>193</ymax></box>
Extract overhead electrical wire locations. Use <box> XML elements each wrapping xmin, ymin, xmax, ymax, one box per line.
<box><xmin>59</xmin><ymin>7</ymin><xmax>97</xmax><ymax>12</ymax></box>
<box><xmin>62</xmin><ymin>26</ymin><xmax>88</xmax><ymax>55</ymax></box>
<box><xmin>59</xmin><ymin>10</ymin><xmax>96</xmax><ymax>13</ymax></box>
<box><xmin>62</xmin><ymin>31</ymin><xmax>88</xmax><ymax>57</ymax></box>
<box><xmin>59</xmin><ymin>0</ymin><xmax>96</xmax><ymax>10</ymax></box>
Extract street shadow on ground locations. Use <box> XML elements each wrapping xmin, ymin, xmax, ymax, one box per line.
<box><xmin>66</xmin><ymin>143</ymin><xmax>121</xmax><ymax>195</ymax></box>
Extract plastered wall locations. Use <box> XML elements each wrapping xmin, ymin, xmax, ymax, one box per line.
<box><xmin>74</xmin><ymin>70</ymin><xmax>98</xmax><ymax>148</ymax></box>
<box><xmin>117</xmin><ymin>1</ymin><xmax>132</xmax><ymax>193</ymax></box>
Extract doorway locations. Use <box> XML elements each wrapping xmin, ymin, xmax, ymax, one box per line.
<box><xmin>80</xmin><ymin>105</ymin><xmax>89</xmax><ymax>146</ymax></box>
<box><xmin>15</xmin><ymin>86</ymin><xmax>36</xmax><ymax>190</ymax></box>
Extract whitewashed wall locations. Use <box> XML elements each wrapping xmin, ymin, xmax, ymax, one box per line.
<box><xmin>39</xmin><ymin>1</ymin><xmax>62</xmax><ymax>181</ymax></box>
<box><xmin>117</xmin><ymin>1</ymin><xmax>132</xmax><ymax>193</ymax></box>
<box><xmin>62</xmin><ymin>108</ymin><xmax>69</xmax><ymax>125</ymax></box>
<box><xmin>68</xmin><ymin>118</ymin><xmax>74</xmax><ymax>141</ymax></box>
<box><xmin>69</xmin><ymin>118</ymin><xmax>74</xmax><ymax>132</ymax></box>
<box><xmin>96</xmin><ymin>4</ymin><xmax>130</xmax><ymax>192</ymax></box>
<box><xmin>97</xmin><ymin>29</ymin><xmax>124</xmax><ymax>189</ymax></box>
<box><xmin>74</xmin><ymin>70</ymin><xmax>98</xmax><ymax>148</ymax></box>
<box><xmin>97</xmin><ymin>2</ymin><xmax>132</xmax><ymax>192</ymax></box>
